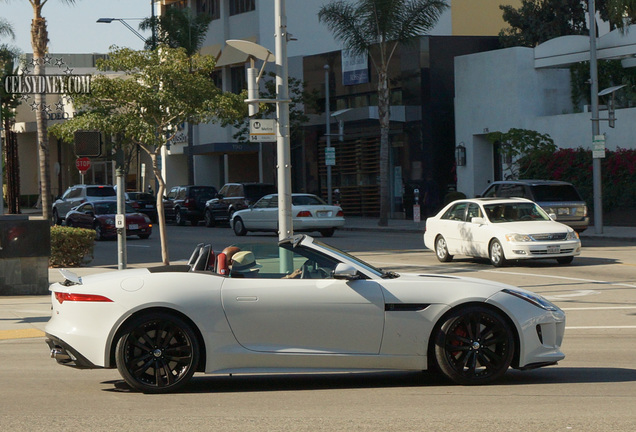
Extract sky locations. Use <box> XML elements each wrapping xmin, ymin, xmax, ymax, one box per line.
<box><xmin>0</xmin><ymin>0</ymin><xmax>153</xmax><ymax>54</ymax></box>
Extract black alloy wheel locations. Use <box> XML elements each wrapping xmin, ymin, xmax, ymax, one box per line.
<box><xmin>434</xmin><ymin>305</ymin><xmax>514</xmax><ymax>385</ymax></box>
<box><xmin>115</xmin><ymin>312</ymin><xmax>200</xmax><ymax>394</ymax></box>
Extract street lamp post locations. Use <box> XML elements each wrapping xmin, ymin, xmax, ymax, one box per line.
<box><xmin>324</xmin><ymin>65</ymin><xmax>332</xmax><ymax>205</ymax></box>
<box><xmin>588</xmin><ymin>0</ymin><xmax>603</xmax><ymax>234</ymax></box>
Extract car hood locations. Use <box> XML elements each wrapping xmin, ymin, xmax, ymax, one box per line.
<box><xmin>488</xmin><ymin>220</ymin><xmax>571</xmax><ymax>234</ymax></box>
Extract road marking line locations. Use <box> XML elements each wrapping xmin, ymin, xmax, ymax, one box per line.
<box><xmin>562</xmin><ymin>306</ymin><xmax>636</xmax><ymax>311</ymax></box>
<box><xmin>566</xmin><ymin>326</ymin><xmax>636</xmax><ymax>330</ymax></box>
<box><xmin>0</xmin><ymin>329</ymin><xmax>45</xmax><ymax>340</ymax></box>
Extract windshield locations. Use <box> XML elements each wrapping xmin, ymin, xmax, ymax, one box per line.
<box><xmin>86</xmin><ymin>186</ymin><xmax>116</xmax><ymax>197</ymax></box>
<box><xmin>484</xmin><ymin>202</ymin><xmax>551</xmax><ymax>223</ymax></box>
<box><xmin>94</xmin><ymin>202</ymin><xmax>137</xmax><ymax>215</ymax></box>
<box><xmin>311</xmin><ymin>239</ymin><xmax>387</xmax><ymax>277</ymax></box>
<box><xmin>531</xmin><ymin>185</ymin><xmax>582</xmax><ymax>201</ymax></box>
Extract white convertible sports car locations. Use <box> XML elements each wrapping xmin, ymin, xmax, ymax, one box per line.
<box><xmin>424</xmin><ymin>197</ymin><xmax>582</xmax><ymax>267</ymax></box>
<box><xmin>46</xmin><ymin>234</ymin><xmax>565</xmax><ymax>393</ymax></box>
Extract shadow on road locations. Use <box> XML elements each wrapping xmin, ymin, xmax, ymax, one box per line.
<box><xmin>102</xmin><ymin>366</ymin><xmax>636</xmax><ymax>394</ymax></box>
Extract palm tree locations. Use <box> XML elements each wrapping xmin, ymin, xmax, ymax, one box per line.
<box><xmin>319</xmin><ymin>0</ymin><xmax>447</xmax><ymax>225</ymax></box>
<box><xmin>0</xmin><ymin>17</ymin><xmax>15</xmax><ymax>40</ymax></box>
<box><xmin>0</xmin><ymin>0</ymin><xmax>79</xmax><ymax>222</ymax></box>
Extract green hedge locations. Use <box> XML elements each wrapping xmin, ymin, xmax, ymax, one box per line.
<box><xmin>50</xmin><ymin>226</ymin><xmax>95</xmax><ymax>267</ymax></box>
<box><xmin>519</xmin><ymin>148</ymin><xmax>636</xmax><ymax>213</ymax></box>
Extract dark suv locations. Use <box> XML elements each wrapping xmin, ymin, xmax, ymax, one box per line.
<box><xmin>164</xmin><ymin>185</ymin><xmax>218</xmax><ymax>226</ymax></box>
<box><xmin>203</xmin><ymin>182</ymin><xmax>276</xmax><ymax>227</ymax></box>
<box><xmin>480</xmin><ymin>180</ymin><xmax>589</xmax><ymax>232</ymax></box>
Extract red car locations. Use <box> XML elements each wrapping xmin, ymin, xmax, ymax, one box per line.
<box><xmin>64</xmin><ymin>200</ymin><xmax>153</xmax><ymax>240</ymax></box>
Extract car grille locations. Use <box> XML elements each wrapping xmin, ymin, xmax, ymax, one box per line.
<box><xmin>530</xmin><ymin>233</ymin><xmax>567</xmax><ymax>241</ymax></box>
<box><xmin>530</xmin><ymin>248</ymin><xmax>575</xmax><ymax>255</ymax></box>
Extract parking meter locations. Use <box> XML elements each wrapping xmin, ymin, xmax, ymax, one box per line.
<box><xmin>334</xmin><ymin>188</ymin><xmax>341</xmax><ymax>205</ymax></box>
<box><xmin>414</xmin><ymin>188</ymin><xmax>420</xmax><ymax>205</ymax></box>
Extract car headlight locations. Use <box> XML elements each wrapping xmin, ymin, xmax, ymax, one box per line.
<box><xmin>566</xmin><ymin>231</ymin><xmax>579</xmax><ymax>240</ymax></box>
<box><xmin>505</xmin><ymin>233</ymin><xmax>533</xmax><ymax>242</ymax></box>
<box><xmin>502</xmin><ymin>288</ymin><xmax>559</xmax><ymax>311</ymax></box>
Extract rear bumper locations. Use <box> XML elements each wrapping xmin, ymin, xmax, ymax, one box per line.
<box><xmin>45</xmin><ymin>334</ymin><xmax>99</xmax><ymax>369</ymax></box>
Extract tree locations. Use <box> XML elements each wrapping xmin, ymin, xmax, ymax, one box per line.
<box><xmin>51</xmin><ymin>46</ymin><xmax>245</xmax><ymax>264</ymax></box>
<box><xmin>1</xmin><ymin>18</ymin><xmax>19</xmax><ymax>213</ymax></box>
<box><xmin>139</xmin><ymin>6</ymin><xmax>212</xmax><ymax>56</ymax></box>
<box><xmin>319</xmin><ymin>0</ymin><xmax>448</xmax><ymax>226</ymax></box>
<box><xmin>487</xmin><ymin>128</ymin><xmax>557</xmax><ymax>180</ymax></box>
<box><xmin>140</xmin><ymin>6</ymin><xmax>213</xmax><ymax>184</ymax></box>
<box><xmin>0</xmin><ymin>0</ymin><xmax>80</xmax><ymax>222</ymax></box>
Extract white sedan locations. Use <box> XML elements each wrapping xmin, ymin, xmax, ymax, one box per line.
<box><xmin>45</xmin><ymin>234</ymin><xmax>565</xmax><ymax>393</ymax></box>
<box><xmin>230</xmin><ymin>193</ymin><xmax>345</xmax><ymax>237</ymax></box>
<box><xmin>424</xmin><ymin>197</ymin><xmax>581</xmax><ymax>266</ymax></box>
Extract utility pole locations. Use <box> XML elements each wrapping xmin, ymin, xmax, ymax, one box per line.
<box><xmin>588</xmin><ymin>0</ymin><xmax>603</xmax><ymax>234</ymax></box>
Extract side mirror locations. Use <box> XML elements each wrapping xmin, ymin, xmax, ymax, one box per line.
<box><xmin>216</xmin><ymin>193</ymin><xmax>224</xmax><ymax>199</ymax></box>
<box><xmin>471</xmin><ymin>217</ymin><xmax>486</xmax><ymax>225</ymax></box>
<box><xmin>549</xmin><ymin>213</ymin><xmax>557</xmax><ymax>221</ymax></box>
<box><xmin>333</xmin><ymin>263</ymin><xmax>361</xmax><ymax>280</ymax></box>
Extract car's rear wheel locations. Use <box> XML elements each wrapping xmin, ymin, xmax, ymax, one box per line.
<box><xmin>115</xmin><ymin>312</ymin><xmax>200</xmax><ymax>394</ymax></box>
<box><xmin>434</xmin><ymin>305</ymin><xmax>514</xmax><ymax>385</ymax></box>
<box><xmin>489</xmin><ymin>239</ymin><xmax>507</xmax><ymax>267</ymax></box>
<box><xmin>204</xmin><ymin>210</ymin><xmax>216</xmax><ymax>227</ymax></box>
<box><xmin>233</xmin><ymin>217</ymin><xmax>247</xmax><ymax>236</ymax></box>
<box><xmin>435</xmin><ymin>235</ymin><xmax>453</xmax><ymax>262</ymax></box>
<box><xmin>557</xmin><ymin>256</ymin><xmax>574</xmax><ymax>265</ymax></box>
<box><xmin>319</xmin><ymin>228</ymin><xmax>335</xmax><ymax>237</ymax></box>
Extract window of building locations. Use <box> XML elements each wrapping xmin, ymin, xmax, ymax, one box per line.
<box><xmin>230</xmin><ymin>66</ymin><xmax>246</xmax><ymax>94</ymax></box>
<box><xmin>229</xmin><ymin>0</ymin><xmax>255</xmax><ymax>16</ymax></box>
<box><xmin>210</xmin><ymin>70</ymin><xmax>222</xmax><ymax>89</ymax></box>
<box><xmin>195</xmin><ymin>0</ymin><xmax>220</xmax><ymax>20</ymax></box>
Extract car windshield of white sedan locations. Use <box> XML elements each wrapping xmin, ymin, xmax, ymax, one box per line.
<box><xmin>311</xmin><ymin>240</ymin><xmax>387</xmax><ymax>278</ymax></box>
<box><xmin>484</xmin><ymin>203</ymin><xmax>550</xmax><ymax>223</ymax></box>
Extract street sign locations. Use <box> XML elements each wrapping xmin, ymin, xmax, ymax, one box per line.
<box><xmin>593</xmin><ymin>135</ymin><xmax>606</xmax><ymax>159</ymax></box>
<box><xmin>249</xmin><ymin>119</ymin><xmax>277</xmax><ymax>142</ymax></box>
<box><xmin>325</xmin><ymin>147</ymin><xmax>336</xmax><ymax>166</ymax></box>
<box><xmin>75</xmin><ymin>157</ymin><xmax>91</xmax><ymax>173</ymax></box>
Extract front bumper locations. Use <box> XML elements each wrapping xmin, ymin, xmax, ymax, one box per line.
<box><xmin>505</xmin><ymin>240</ymin><xmax>581</xmax><ymax>260</ymax></box>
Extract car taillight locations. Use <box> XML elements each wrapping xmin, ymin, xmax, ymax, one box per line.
<box><xmin>55</xmin><ymin>292</ymin><xmax>113</xmax><ymax>304</ymax></box>
<box><xmin>336</xmin><ymin>210</ymin><xmax>344</xmax><ymax>217</ymax></box>
<box><xmin>184</xmin><ymin>198</ymin><xmax>196</xmax><ymax>209</ymax></box>
<box><xmin>296</xmin><ymin>210</ymin><xmax>311</xmax><ymax>217</ymax></box>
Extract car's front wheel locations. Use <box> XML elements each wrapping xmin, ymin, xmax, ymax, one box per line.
<box><xmin>434</xmin><ymin>305</ymin><xmax>515</xmax><ymax>385</ymax></box>
<box><xmin>175</xmin><ymin>209</ymin><xmax>185</xmax><ymax>226</ymax></box>
<box><xmin>489</xmin><ymin>239</ymin><xmax>507</xmax><ymax>267</ymax></box>
<box><xmin>204</xmin><ymin>210</ymin><xmax>215</xmax><ymax>227</ymax></box>
<box><xmin>51</xmin><ymin>209</ymin><xmax>61</xmax><ymax>226</ymax></box>
<box><xmin>115</xmin><ymin>312</ymin><xmax>200</xmax><ymax>394</ymax></box>
<box><xmin>94</xmin><ymin>223</ymin><xmax>104</xmax><ymax>241</ymax></box>
<box><xmin>233</xmin><ymin>217</ymin><xmax>247</xmax><ymax>236</ymax></box>
<box><xmin>435</xmin><ymin>235</ymin><xmax>453</xmax><ymax>262</ymax></box>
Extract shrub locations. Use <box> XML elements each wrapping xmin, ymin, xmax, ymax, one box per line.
<box><xmin>50</xmin><ymin>226</ymin><xmax>95</xmax><ymax>267</ymax></box>
<box><xmin>519</xmin><ymin>147</ymin><xmax>636</xmax><ymax>214</ymax></box>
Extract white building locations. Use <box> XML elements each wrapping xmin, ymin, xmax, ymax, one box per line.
<box><xmin>455</xmin><ymin>26</ymin><xmax>636</xmax><ymax>198</ymax></box>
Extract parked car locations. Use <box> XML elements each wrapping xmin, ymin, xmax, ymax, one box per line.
<box><xmin>64</xmin><ymin>200</ymin><xmax>152</xmax><ymax>240</ymax></box>
<box><xmin>204</xmin><ymin>182</ymin><xmax>276</xmax><ymax>227</ymax></box>
<box><xmin>479</xmin><ymin>180</ymin><xmax>589</xmax><ymax>232</ymax></box>
<box><xmin>46</xmin><ymin>233</ymin><xmax>565</xmax><ymax>393</ymax></box>
<box><xmin>52</xmin><ymin>184</ymin><xmax>116</xmax><ymax>225</ymax></box>
<box><xmin>230</xmin><ymin>193</ymin><xmax>345</xmax><ymax>237</ymax></box>
<box><xmin>126</xmin><ymin>192</ymin><xmax>158</xmax><ymax>222</ymax></box>
<box><xmin>163</xmin><ymin>185</ymin><xmax>218</xmax><ymax>226</ymax></box>
<box><xmin>424</xmin><ymin>197</ymin><xmax>581</xmax><ymax>267</ymax></box>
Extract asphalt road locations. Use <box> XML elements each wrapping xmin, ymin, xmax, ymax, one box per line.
<box><xmin>2</xmin><ymin>227</ymin><xmax>636</xmax><ymax>431</ymax></box>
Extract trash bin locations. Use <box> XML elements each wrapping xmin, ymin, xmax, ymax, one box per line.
<box><xmin>0</xmin><ymin>216</ymin><xmax>50</xmax><ymax>295</ymax></box>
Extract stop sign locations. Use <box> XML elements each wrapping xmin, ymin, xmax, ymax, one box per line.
<box><xmin>76</xmin><ymin>157</ymin><xmax>91</xmax><ymax>173</ymax></box>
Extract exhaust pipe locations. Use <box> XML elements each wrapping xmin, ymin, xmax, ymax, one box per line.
<box><xmin>50</xmin><ymin>347</ymin><xmax>71</xmax><ymax>363</ymax></box>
